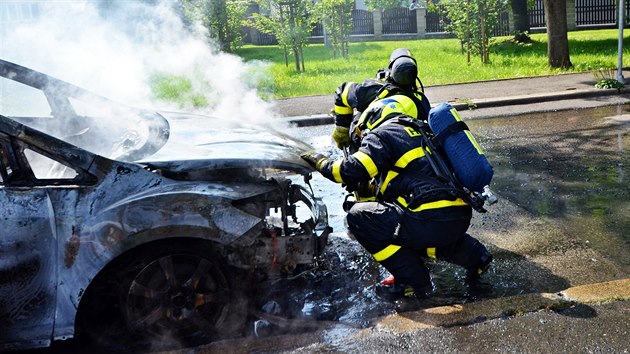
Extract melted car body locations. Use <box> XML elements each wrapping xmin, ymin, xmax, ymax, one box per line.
<box><xmin>0</xmin><ymin>59</ymin><xmax>330</xmax><ymax>350</ymax></box>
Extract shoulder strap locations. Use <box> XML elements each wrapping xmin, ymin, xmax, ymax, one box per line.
<box><xmin>434</xmin><ymin>120</ymin><xmax>469</xmax><ymax>144</ymax></box>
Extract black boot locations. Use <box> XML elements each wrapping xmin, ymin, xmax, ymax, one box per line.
<box><xmin>467</xmin><ymin>252</ymin><xmax>493</xmax><ymax>280</ymax></box>
<box><xmin>375</xmin><ymin>282</ymin><xmax>433</xmax><ymax>301</ymax></box>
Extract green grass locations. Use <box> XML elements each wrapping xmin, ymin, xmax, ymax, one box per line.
<box><xmin>235</xmin><ymin>29</ymin><xmax>629</xmax><ymax>98</ymax></box>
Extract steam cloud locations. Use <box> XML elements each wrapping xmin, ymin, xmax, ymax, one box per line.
<box><xmin>1</xmin><ymin>0</ymin><xmax>278</xmax><ymax>122</ymax></box>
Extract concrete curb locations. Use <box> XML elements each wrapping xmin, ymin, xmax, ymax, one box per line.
<box><xmin>281</xmin><ymin>87</ymin><xmax>630</xmax><ymax>127</ymax></box>
<box><xmin>363</xmin><ymin>278</ymin><xmax>630</xmax><ymax>335</ymax></box>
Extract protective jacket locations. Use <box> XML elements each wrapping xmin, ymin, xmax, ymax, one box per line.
<box><xmin>320</xmin><ymin>115</ymin><xmax>470</xmax><ymax>220</ymax></box>
<box><xmin>316</xmin><ymin>114</ymin><xmax>491</xmax><ymax>291</ymax></box>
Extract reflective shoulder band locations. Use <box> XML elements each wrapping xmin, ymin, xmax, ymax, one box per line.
<box><xmin>331</xmin><ymin>159</ymin><xmax>344</xmax><ymax>183</ymax></box>
<box><xmin>352</xmin><ymin>151</ymin><xmax>378</xmax><ymax>178</ymax></box>
<box><xmin>341</xmin><ymin>83</ymin><xmax>353</xmax><ymax>107</ymax></box>
<box><xmin>334</xmin><ymin>105</ymin><xmax>353</xmax><ymax>115</ymax></box>
<box><xmin>426</xmin><ymin>247</ymin><xmax>436</xmax><ymax>259</ymax></box>
<box><xmin>373</xmin><ymin>244</ymin><xmax>401</xmax><ymax>261</ymax></box>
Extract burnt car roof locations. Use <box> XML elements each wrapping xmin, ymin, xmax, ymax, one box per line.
<box><xmin>0</xmin><ymin>59</ymin><xmax>315</xmax><ymax>174</ymax></box>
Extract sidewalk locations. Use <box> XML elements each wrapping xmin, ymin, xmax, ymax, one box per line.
<box><xmin>273</xmin><ymin>70</ymin><xmax>630</xmax><ymax>125</ymax></box>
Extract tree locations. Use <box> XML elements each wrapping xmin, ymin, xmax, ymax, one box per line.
<box><xmin>364</xmin><ymin>0</ymin><xmax>407</xmax><ymax>11</ymax></box>
<box><xmin>179</xmin><ymin>0</ymin><xmax>249</xmax><ymax>52</ymax></box>
<box><xmin>250</xmin><ymin>0</ymin><xmax>315</xmax><ymax>73</ymax></box>
<box><xmin>431</xmin><ymin>0</ymin><xmax>508</xmax><ymax>64</ymax></box>
<box><xmin>510</xmin><ymin>0</ymin><xmax>531</xmax><ymax>42</ymax></box>
<box><xmin>543</xmin><ymin>0</ymin><xmax>572</xmax><ymax>68</ymax></box>
<box><xmin>316</xmin><ymin>0</ymin><xmax>353</xmax><ymax>59</ymax></box>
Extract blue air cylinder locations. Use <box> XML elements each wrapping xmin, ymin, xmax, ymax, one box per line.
<box><xmin>428</xmin><ymin>103</ymin><xmax>494</xmax><ymax>193</ymax></box>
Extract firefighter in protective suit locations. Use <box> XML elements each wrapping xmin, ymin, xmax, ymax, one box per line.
<box><xmin>302</xmin><ymin>101</ymin><xmax>493</xmax><ymax>302</ymax></box>
<box><xmin>332</xmin><ymin>48</ymin><xmax>431</xmax><ymax>150</ymax></box>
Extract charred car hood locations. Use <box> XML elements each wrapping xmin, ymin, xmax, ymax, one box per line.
<box><xmin>0</xmin><ymin>59</ymin><xmax>316</xmax><ymax>175</ymax></box>
<box><xmin>141</xmin><ymin>112</ymin><xmax>315</xmax><ymax>174</ymax></box>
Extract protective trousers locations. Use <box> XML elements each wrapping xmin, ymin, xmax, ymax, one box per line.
<box><xmin>346</xmin><ymin>201</ymin><xmax>489</xmax><ymax>290</ymax></box>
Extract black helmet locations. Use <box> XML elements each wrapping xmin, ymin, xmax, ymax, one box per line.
<box><xmin>388</xmin><ymin>48</ymin><xmax>418</xmax><ymax>87</ymax></box>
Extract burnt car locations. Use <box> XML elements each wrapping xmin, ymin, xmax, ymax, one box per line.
<box><xmin>0</xmin><ymin>59</ymin><xmax>331</xmax><ymax>351</ymax></box>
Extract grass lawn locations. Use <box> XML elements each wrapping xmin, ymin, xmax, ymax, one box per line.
<box><xmin>235</xmin><ymin>29</ymin><xmax>629</xmax><ymax>98</ymax></box>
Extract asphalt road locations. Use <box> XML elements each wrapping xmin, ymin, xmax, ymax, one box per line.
<box><xmin>188</xmin><ymin>95</ymin><xmax>630</xmax><ymax>354</ymax></box>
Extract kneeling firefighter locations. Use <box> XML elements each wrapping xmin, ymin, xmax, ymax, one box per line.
<box><xmin>332</xmin><ymin>48</ymin><xmax>431</xmax><ymax>151</ymax></box>
<box><xmin>302</xmin><ymin>100</ymin><xmax>493</xmax><ymax>300</ymax></box>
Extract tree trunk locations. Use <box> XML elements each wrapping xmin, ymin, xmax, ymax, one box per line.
<box><xmin>479</xmin><ymin>15</ymin><xmax>489</xmax><ymax>64</ymax></box>
<box><xmin>293</xmin><ymin>45</ymin><xmax>301</xmax><ymax>73</ymax></box>
<box><xmin>543</xmin><ymin>0</ymin><xmax>572</xmax><ymax>69</ymax></box>
<box><xmin>510</xmin><ymin>0</ymin><xmax>531</xmax><ymax>42</ymax></box>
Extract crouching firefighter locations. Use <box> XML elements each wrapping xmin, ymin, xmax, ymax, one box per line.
<box><xmin>302</xmin><ymin>103</ymin><xmax>493</xmax><ymax>301</ymax></box>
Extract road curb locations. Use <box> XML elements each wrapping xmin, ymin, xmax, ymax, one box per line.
<box><xmin>364</xmin><ymin>278</ymin><xmax>630</xmax><ymax>336</ymax></box>
<box><xmin>282</xmin><ymin>88</ymin><xmax>630</xmax><ymax>127</ymax></box>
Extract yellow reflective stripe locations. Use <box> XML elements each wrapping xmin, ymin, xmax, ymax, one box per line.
<box><xmin>353</xmin><ymin>151</ymin><xmax>378</xmax><ymax>177</ymax></box>
<box><xmin>357</xmin><ymin>196</ymin><xmax>376</xmax><ymax>202</ymax></box>
<box><xmin>341</xmin><ymin>84</ymin><xmax>352</xmax><ymax>107</ymax></box>
<box><xmin>380</xmin><ymin>147</ymin><xmax>426</xmax><ymax>194</ymax></box>
<box><xmin>380</xmin><ymin>171</ymin><xmax>399</xmax><ymax>194</ymax></box>
<box><xmin>334</xmin><ymin>105</ymin><xmax>353</xmax><ymax>115</ymax></box>
<box><xmin>450</xmin><ymin>108</ymin><xmax>484</xmax><ymax>155</ymax></box>
<box><xmin>396</xmin><ymin>196</ymin><xmax>409</xmax><ymax>207</ymax></box>
<box><xmin>427</xmin><ymin>247</ymin><xmax>436</xmax><ymax>259</ymax></box>
<box><xmin>450</xmin><ymin>108</ymin><xmax>463</xmax><ymax>122</ymax></box>
<box><xmin>331</xmin><ymin>159</ymin><xmax>343</xmax><ymax>183</ymax></box>
<box><xmin>397</xmin><ymin>197</ymin><xmax>468</xmax><ymax>212</ymax></box>
<box><xmin>378</xmin><ymin>89</ymin><xmax>390</xmax><ymax>98</ymax></box>
<box><xmin>465</xmin><ymin>130</ymin><xmax>484</xmax><ymax>154</ymax></box>
<box><xmin>395</xmin><ymin>147</ymin><xmax>425</xmax><ymax>168</ymax></box>
<box><xmin>373</xmin><ymin>245</ymin><xmax>401</xmax><ymax>261</ymax></box>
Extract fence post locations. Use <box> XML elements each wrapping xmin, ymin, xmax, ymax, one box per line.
<box><xmin>508</xmin><ymin>9</ymin><xmax>515</xmax><ymax>34</ymax></box>
<box><xmin>417</xmin><ymin>8</ymin><xmax>426</xmax><ymax>38</ymax></box>
<box><xmin>373</xmin><ymin>10</ymin><xmax>383</xmax><ymax>39</ymax></box>
<box><xmin>566</xmin><ymin>0</ymin><xmax>577</xmax><ymax>30</ymax></box>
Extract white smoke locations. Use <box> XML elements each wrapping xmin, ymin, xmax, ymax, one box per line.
<box><xmin>1</xmin><ymin>0</ymin><xmax>278</xmax><ymax>122</ymax></box>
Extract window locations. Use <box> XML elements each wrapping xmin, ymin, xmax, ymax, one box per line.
<box><xmin>24</xmin><ymin>148</ymin><xmax>77</xmax><ymax>180</ymax></box>
<box><xmin>0</xmin><ymin>76</ymin><xmax>51</xmax><ymax>118</ymax></box>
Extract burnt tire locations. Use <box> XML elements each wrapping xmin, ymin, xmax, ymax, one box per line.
<box><xmin>76</xmin><ymin>241</ymin><xmax>248</xmax><ymax>352</ymax></box>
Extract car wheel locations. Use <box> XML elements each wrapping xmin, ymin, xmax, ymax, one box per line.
<box><xmin>76</xmin><ymin>242</ymin><xmax>248</xmax><ymax>352</ymax></box>
<box><xmin>122</xmin><ymin>246</ymin><xmax>247</xmax><ymax>350</ymax></box>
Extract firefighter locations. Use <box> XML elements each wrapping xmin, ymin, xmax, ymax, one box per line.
<box><xmin>301</xmin><ymin>104</ymin><xmax>493</xmax><ymax>301</ymax></box>
<box><xmin>331</xmin><ymin>48</ymin><xmax>431</xmax><ymax>151</ymax></box>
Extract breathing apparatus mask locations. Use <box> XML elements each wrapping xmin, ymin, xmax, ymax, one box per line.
<box><xmin>375</xmin><ymin>48</ymin><xmax>424</xmax><ymax>92</ymax></box>
<box><xmin>388</xmin><ymin>48</ymin><xmax>418</xmax><ymax>87</ymax></box>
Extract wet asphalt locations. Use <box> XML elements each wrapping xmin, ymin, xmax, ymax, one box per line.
<box><xmin>150</xmin><ymin>73</ymin><xmax>630</xmax><ymax>354</ymax></box>
<box><xmin>243</xmin><ymin>73</ymin><xmax>630</xmax><ymax>354</ymax></box>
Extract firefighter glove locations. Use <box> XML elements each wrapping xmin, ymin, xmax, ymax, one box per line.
<box><xmin>332</xmin><ymin>126</ymin><xmax>351</xmax><ymax>149</ymax></box>
<box><xmin>301</xmin><ymin>151</ymin><xmax>329</xmax><ymax>171</ymax></box>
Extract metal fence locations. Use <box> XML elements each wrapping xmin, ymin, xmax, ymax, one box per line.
<box><xmin>352</xmin><ymin>9</ymin><xmax>374</xmax><ymax>35</ymax></box>
<box><xmin>426</xmin><ymin>5</ymin><xmax>449</xmax><ymax>32</ymax></box>
<box><xmin>530</xmin><ymin>0</ymin><xmax>628</xmax><ymax>28</ymax></box>
<box><xmin>244</xmin><ymin>0</ymin><xmax>630</xmax><ymax>45</ymax></box>
<box><xmin>493</xmin><ymin>12</ymin><xmax>511</xmax><ymax>36</ymax></box>
<box><xmin>382</xmin><ymin>7</ymin><xmax>417</xmax><ymax>34</ymax></box>
<box><xmin>577</xmin><ymin>0</ymin><xmax>617</xmax><ymax>25</ymax></box>
<box><xmin>529</xmin><ymin>0</ymin><xmax>546</xmax><ymax>28</ymax></box>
